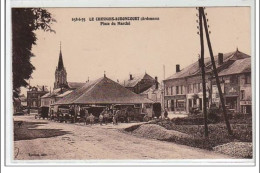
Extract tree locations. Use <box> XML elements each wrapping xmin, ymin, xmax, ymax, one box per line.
<box><xmin>12</xmin><ymin>8</ymin><xmax>56</xmax><ymax>98</ymax></box>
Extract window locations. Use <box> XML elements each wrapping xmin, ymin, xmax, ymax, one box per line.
<box><xmin>172</xmin><ymin>86</ymin><xmax>175</xmax><ymax>95</ymax></box>
<box><xmin>176</xmin><ymin>86</ymin><xmax>179</xmax><ymax>94</ymax></box>
<box><xmin>165</xmin><ymin>87</ymin><xmax>168</xmax><ymax>95</ymax></box>
<box><xmin>198</xmin><ymin>83</ymin><xmax>201</xmax><ymax>92</ymax></box>
<box><xmin>33</xmin><ymin>100</ymin><xmax>36</xmax><ymax>107</ymax></box>
<box><xmin>171</xmin><ymin>87</ymin><xmax>173</xmax><ymax>95</ymax></box>
<box><xmin>245</xmin><ymin>74</ymin><xmax>251</xmax><ymax>84</ymax></box>
<box><xmin>190</xmin><ymin>84</ymin><xmax>193</xmax><ymax>93</ymax></box>
<box><xmin>230</xmin><ymin>75</ymin><xmax>238</xmax><ymax>84</ymax></box>
<box><xmin>193</xmin><ymin>84</ymin><xmax>197</xmax><ymax>93</ymax></box>
<box><xmin>241</xmin><ymin>90</ymin><xmax>245</xmax><ymax>100</ymax></box>
<box><xmin>180</xmin><ymin>86</ymin><xmax>183</xmax><ymax>94</ymax></box>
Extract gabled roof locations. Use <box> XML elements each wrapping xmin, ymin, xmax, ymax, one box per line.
<box><xmin>165</xmin><ymin>50</ymin><xmax>250</xmax><ymax>81</ymax></box>
<box><xmin>219</xmin><ymin>58</ymin><xmax>251</xmax><ymax>76</ymax></box>
<box><xmin>41</xmin><ymin>93</ymin><xmax>51</xmax><ymax>98</ymax></box>
<box><xmin>57</xmin><ymin>90</ymin><xmax>73</xmax><ymax>98</ymax></box>
<box><xmin>122</xmin><ymin>73</ymin><xmax>155</xmax><ymax>87</ymax></box>
<box><xmin>55</xmin><ymin>77</ymin><xmax>153</xmax><ymax>105</ymax></box>
<box><xmin>57</xmin><ymin>48</ymin><xmax>64</xmax><ymax>71</ymax></box>
<box><xmin>41</xmin><ymin>88</ymin><xmax>62</xmax><ymax>98</ymax></box>
<box><xmin>140</xmin><ymin>84</ymin><xmax>161</xmax><ymax>95</ymax></box>
<box><xmin>68</xmin><ymin>82</ymin><xmax>85</xmax><ymax>89</ymax></box>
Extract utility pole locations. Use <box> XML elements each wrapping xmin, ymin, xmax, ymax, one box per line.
<box><xmin>200</xmin><ymin>7</ymin><xmax>233</xmax><ymax>135</ymax></box>
<box><xmin>198</xmin><ymin>7</ymin><xmax>208</xmax><ymax>137</ymax></box>
<box><xmin>162</xmin><ymin>65</ymin><xmax>166</xmax><ymax>110</ymax></box>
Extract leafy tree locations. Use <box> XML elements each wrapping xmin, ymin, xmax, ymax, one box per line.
<box><xmin>12</xmin><ymin>8</ymin><xmax>56</xmax><ymax>98</ymax></box>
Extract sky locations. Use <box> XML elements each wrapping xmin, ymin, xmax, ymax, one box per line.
<box><xmin>21</xmin><ymin>7</ymin><xmax>251</xmax><ymax>94</ymax></box>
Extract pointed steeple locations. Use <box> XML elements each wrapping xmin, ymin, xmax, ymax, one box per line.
<box><xmin>54</xmin><ymin>42</ymin><xmax>67</xmax><ymax>89</ymax></box>
<box><xmin>58</xmin><ymin>42</ymin><xmax>64</xmax><ymax>70</ymax></box>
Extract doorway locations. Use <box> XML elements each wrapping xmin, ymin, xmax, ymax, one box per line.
<box><xmin>199</xmin><ymin>98</ymin><xmax>202</xmax><ymax>110</ymax></box>
<box><xmin>171</xmin><ymin>100</ymin><xmax>175</xmax><ymax>111</ymax></box>
<box><xmin>225</xmin><ymin>97</ymin><xmax>237</xmax><ymax>111</ymax></box>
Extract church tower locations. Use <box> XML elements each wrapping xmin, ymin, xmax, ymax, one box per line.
<box><xmin>54</xmin><ymin>42</ymin><xmax>68</xmax><ymax>89</ymax></box>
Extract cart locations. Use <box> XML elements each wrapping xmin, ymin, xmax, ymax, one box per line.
<box><xmin>35</xmin><ymin>106</ymin><xmax>49</xmax><ymax>119</ymax></box>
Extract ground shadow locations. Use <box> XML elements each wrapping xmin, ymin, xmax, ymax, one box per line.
<box><xmin>14</xmin><ymin>121</ymin><xmax>71</xmax><ymax>141</ymax></box>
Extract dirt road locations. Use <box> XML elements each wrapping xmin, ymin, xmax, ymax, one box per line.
<box><xmin>13</xmin><ymin>115</ymin><xmax>232</xmax><ymax>160</ymax></box>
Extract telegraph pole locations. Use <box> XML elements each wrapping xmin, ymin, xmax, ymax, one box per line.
<box><xmin>199</xmin><ymin>7</ymin><xmax>233</xmax><ymax>135</ymax></box>
<box><xmin>198</xmin><ymin>7</ymin><xmax>209</xmax><ymax>137</ymax></box>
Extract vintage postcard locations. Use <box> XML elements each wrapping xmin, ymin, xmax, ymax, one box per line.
<box><xmin>4</xmin><ymin>0</ymin><xmax>256</xmax><ymax>167</ymax></box>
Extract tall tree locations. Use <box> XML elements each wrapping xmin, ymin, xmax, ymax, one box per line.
<box><xmin>12</xmin><ymin>8</ymin><xmax>56</xmax><ymax>98</ymax></box>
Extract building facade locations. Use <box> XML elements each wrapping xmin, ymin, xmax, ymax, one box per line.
<box><xmin>122</xmin><ymin>73</ymin><xmax>159</xmax><ymax>94</ymax></box>
<box><xmin>140</xmin><ymin>83</ymin><xmax>162</xmax><ymax>103</ymax></box>
<box><xmin>27</xmin><ymin>86</ymin><xmax>48</xmax><ymax>110</ymax></box>
<box><xmin>217</xmin><ymin>57</ymin><xmax>251</xmax><ymax>114</ymax></box>
<box><xmin>163</xmin><ymin>49</ymin><xmax>251</xmax><ymax>115</ymax></box>
<box><xmin>41</xmin><ymin>89</ymin><xmax>73</xmax><ymax>107</ymax></box>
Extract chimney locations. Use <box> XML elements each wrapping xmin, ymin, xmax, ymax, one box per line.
<box><xmin>42</xmin><ymin>86</ymin><xmax>44</xmax><ymax>91</ymax></box>
<box><xmin>155</xmin><ymin>76</ymin><xmax>158</xmax><ymax>89</ymax></box>
<box><xmin>176</xmin><ymin>64</ymin><xmax>180</xmax><ymax>73</ymax></box>
<box><xmin>218</xmin><ymin>53</ymin><xmax>223</xmax><ymax>65</ymax></box>
<box><xmin>130</xmin><ymin>74</ymin><xmax>133</xmax><ymax>80</ymax></box>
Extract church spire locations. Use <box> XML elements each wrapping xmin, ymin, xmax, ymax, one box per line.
<box><xmin>58</xmin><ymin>42</ymin><xmax>64</xmax><ymax>70</ymax></box>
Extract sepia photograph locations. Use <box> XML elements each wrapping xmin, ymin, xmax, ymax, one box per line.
<box><xmin>6</xmin><ymin>2</ymin><xmax>256</xmax><ymax>166</ymax></box>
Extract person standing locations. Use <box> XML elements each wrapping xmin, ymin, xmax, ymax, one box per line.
<box><xmin>99</xmin><ymin>113</ymin><xmax>103</xmax><ymax>125</ymax></box>
<box><xmin>84</xmin><ymin>109</ymin><xmax>89</xmax><ymax>125</ymax></box>
<box><xmin>103</xmin><ymin>110</ymin><xmax>109</xmax><ymax>125</ymax></box>
<box><xmin>112</xmin><ymin>110</ymin><xmax>116</xmax><ymax>125</ymax></box>
<box><xmin>114</xmin><ymin>110</ymin><xmax>120</xmax><ymax>125</ymax></box>
<box><xmin>89</xmin><ymin>113</ymin><xmax>94</xmax><ymax>125</ymax></box>
<box><xmin>164</xmin><ymin>108</ymin><xmax>168</xmax><ymax>118</ymax></box>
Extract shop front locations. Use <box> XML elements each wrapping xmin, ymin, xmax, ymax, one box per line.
<box><xmin>186</xmin><ymin>92</ymin><xmax>209</xmax><ymax>114</ymax></box>
<box><xmin>240</xmin><ymin>100</ymin><xmax>252</xmax><ymax>114</ymax></box>
<box><xmin>165</xmin><ymin>95</ymin><xmax>186</xmax><ymax>113</ymax></box>
<box><xmin>224</xmin><ymin>84</ymin><xmax>240</xmax><ymax>113</ymax></box>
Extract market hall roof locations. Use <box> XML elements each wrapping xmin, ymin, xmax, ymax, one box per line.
<box><xmin>56</xmin><ymin>90</ymin><xmax>73</xmax><ymax>98</ymax></box>
<box><xmin>54</xmin><ymin>76</ymin><xmax>154</xmax><ymax>105</ymax></box>
<box><xmin>164</xmin><ymin>49</ymin><xmax>250</xmax><ymax>81</ymax></box>
<box><xmin>68</xmin><ymin>82</ymin><xmax>85</xmax><ymax>89</ymax></box>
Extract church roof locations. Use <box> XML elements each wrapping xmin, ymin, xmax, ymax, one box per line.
<box><xmin>57</xmin><ymin>49</ymin><xmax>64</xmax><ymax>70</ymax></box>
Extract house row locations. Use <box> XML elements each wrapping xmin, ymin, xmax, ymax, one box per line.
<box><xmin>163</xmin><ymin>49</ymin><xmax>251</xmax><ymax>115</ymax></box>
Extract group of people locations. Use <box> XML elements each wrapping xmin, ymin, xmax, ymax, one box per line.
<box><xmin>84</xmin><ymin>108</ymin><xmax>120</xmax><ymax>126</ymax></box>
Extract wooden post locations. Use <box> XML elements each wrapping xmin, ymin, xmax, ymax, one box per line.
<box><xmin>198</xmin><ymin>7</ymin><xmax>209</xmax><ymax>137</ymax></box>
<box><xmin>200</xmin><ymin>7</ymin><xmax>233</xmax><ymax>135</ymax></box>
